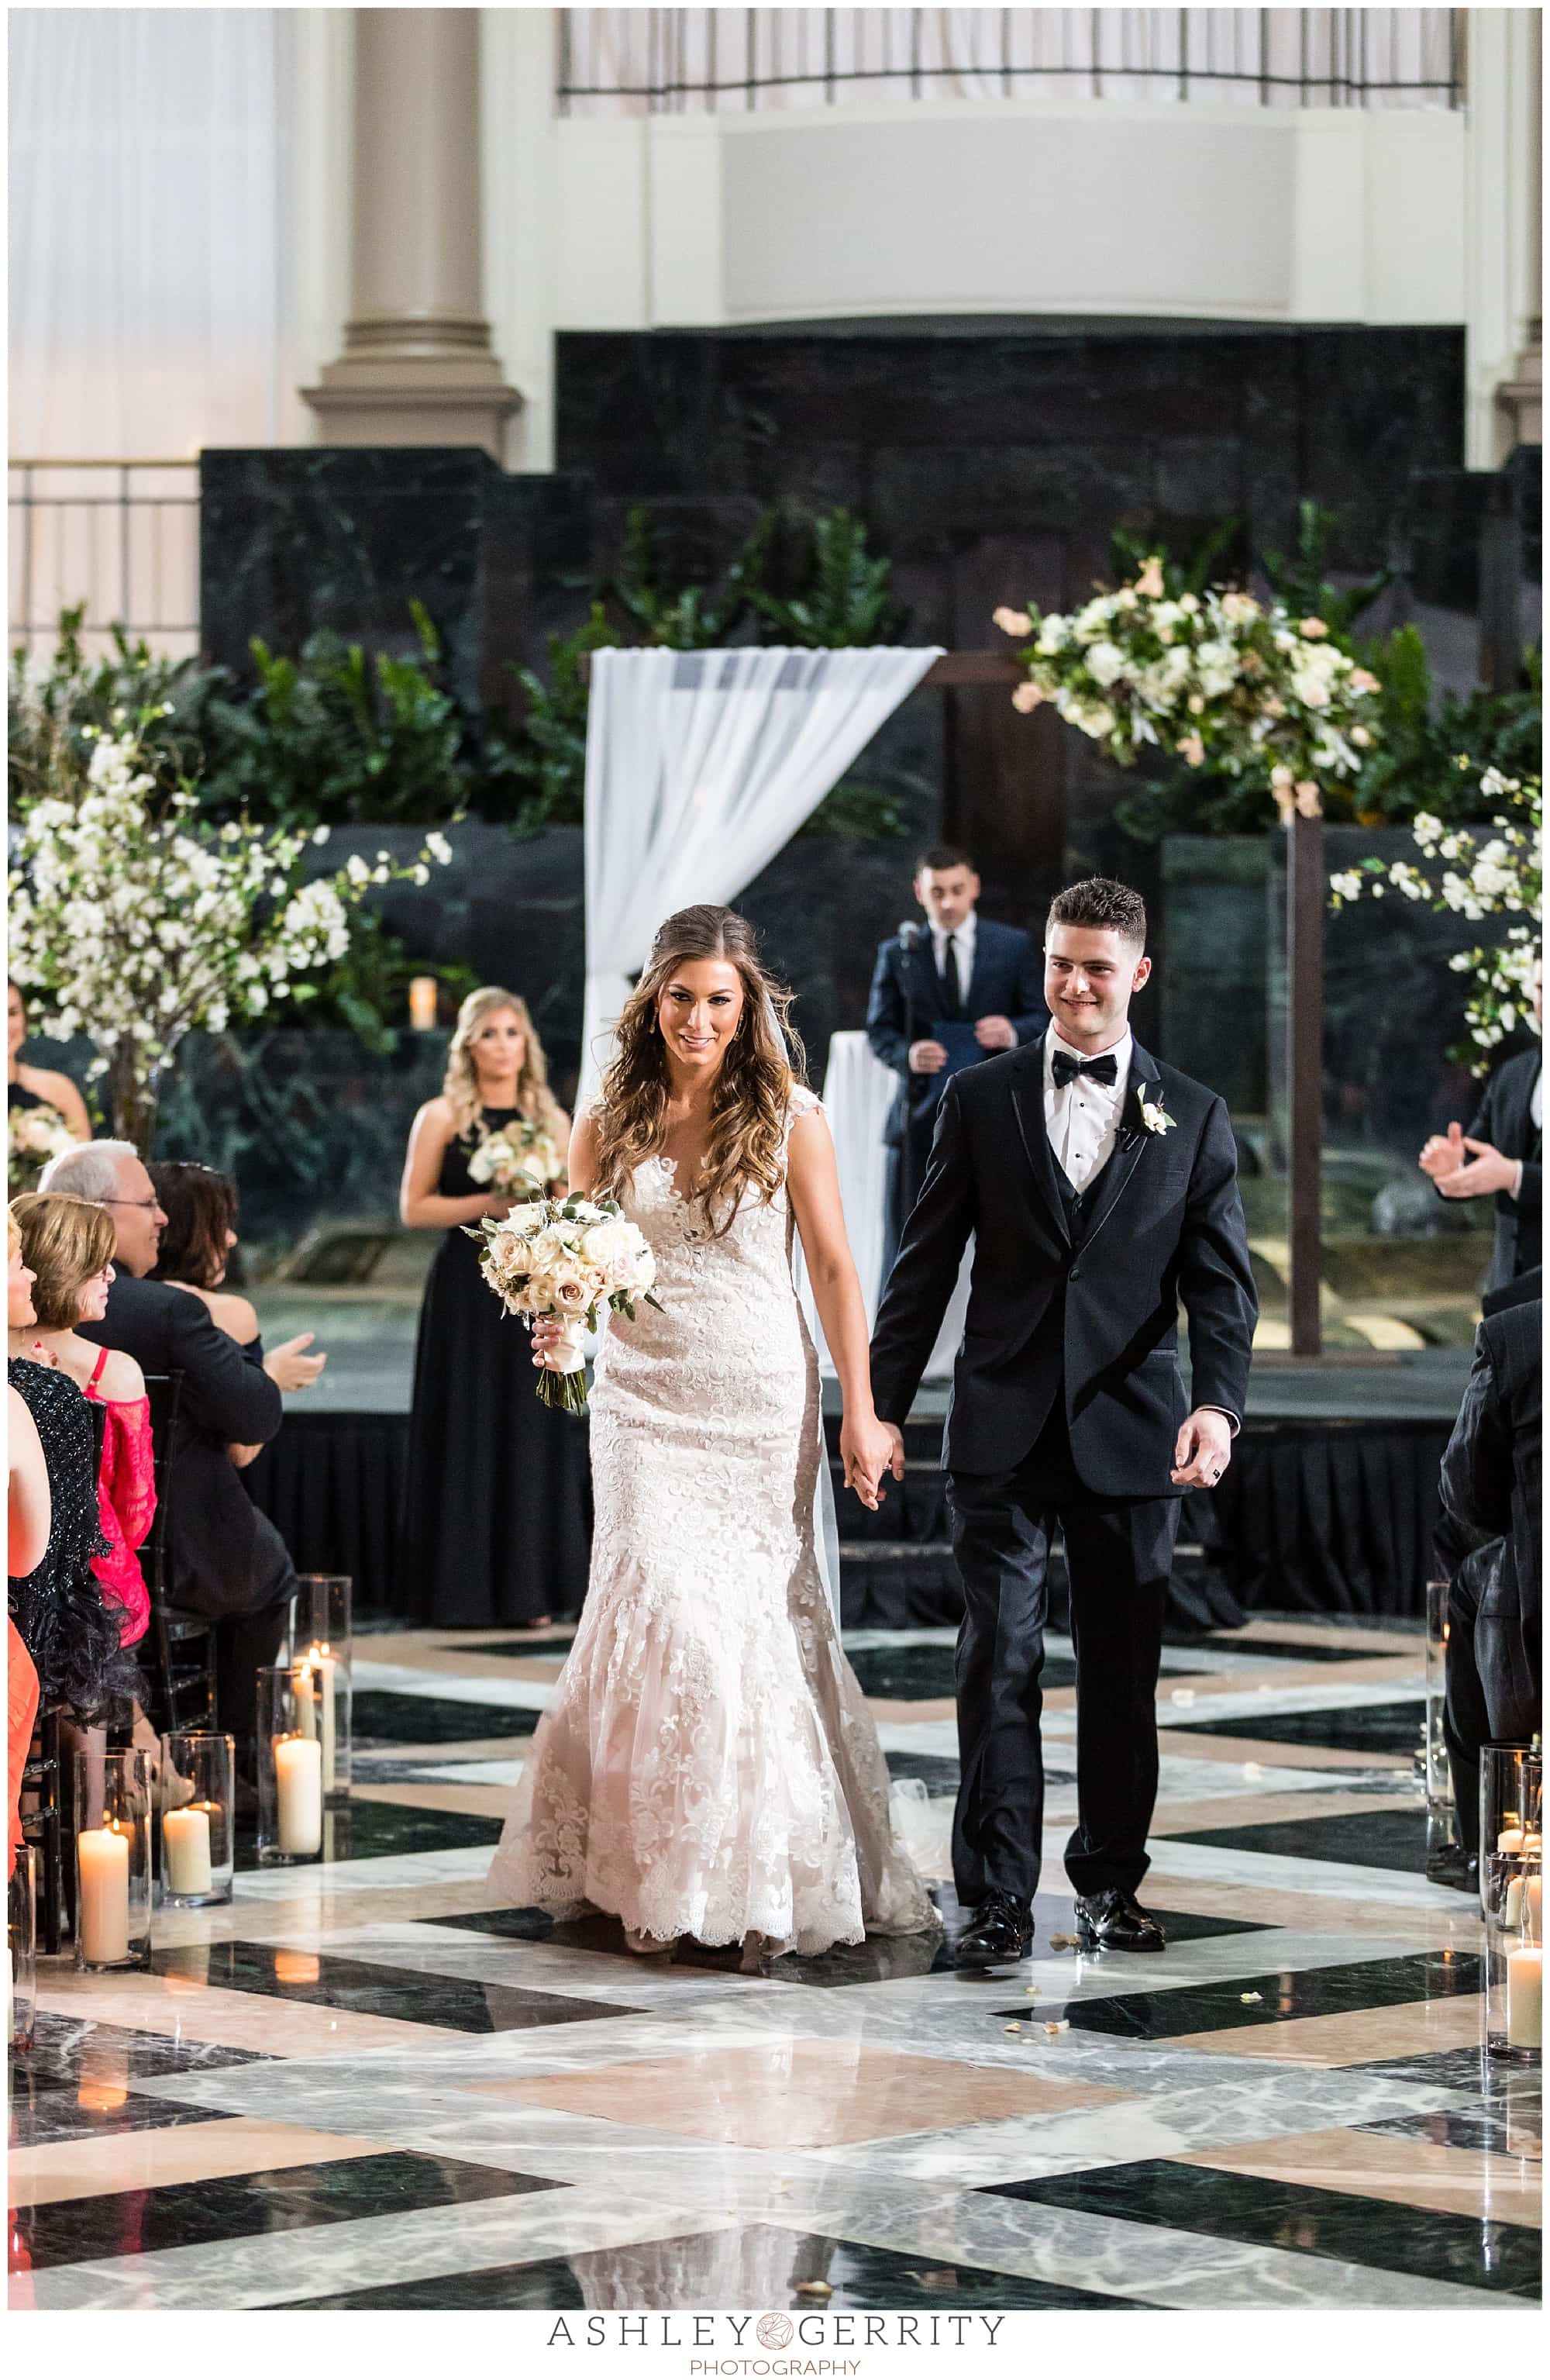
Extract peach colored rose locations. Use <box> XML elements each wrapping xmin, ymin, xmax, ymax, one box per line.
<box><xmin>1177</xmin><ymin>734</ymin><xmax>1206</xmax><ymax>767</ymax></box>
<box><xmin>1135</xmin><ymin>557</ymin><xmax>1165</xmax><ymax>598</ymax></box>
<box><xmin>993</xmin><ymin>606</ymin><xmax>1033</xmax><ymax>638</ymax></box>
<box><xmin>1011</xmin><ymin>681</ymin><xmax>1045</xmax><ymax>714</ymax></box>
<box><xmin>1299</xmin><ymin>616</ymin><xmax>1328</xmax><ymax>639</ymax></box>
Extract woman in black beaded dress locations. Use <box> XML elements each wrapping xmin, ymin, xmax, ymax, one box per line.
<box><xmin>396</xmin><ymin>988</ymin><xmax>591</xmax><ymax>1627</ymax></box>
<box><xmin>6</xmin><ymin>1210</ymin><xmax>136</xmax><ymax>1722</ymax></box>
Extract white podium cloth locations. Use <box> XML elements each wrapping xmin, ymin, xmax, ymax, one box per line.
<box><xmin>797</xmin><ymin>1030</ymin><xmax>972</xmax><ymax>1383</ymax></box>
<box><xmin>579</xmin><ymin>644</ymin><xmax>942</xmax><ymax>1097</ymax></box>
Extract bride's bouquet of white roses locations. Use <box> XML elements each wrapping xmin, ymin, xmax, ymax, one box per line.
<box><xmin>9</xmin><ymin>1102</ymin><xmax>78</xmax><ymax>1192</ymax></box>
<box><xmin>467</xmin><ymin>1116</ymin><xmax>567</xmax><ymax>1202</ymax></box>
<box><xmin>468</xmin><ymin>1193</ymin><xmax>661</xmax><ymax>1412</ymax></box>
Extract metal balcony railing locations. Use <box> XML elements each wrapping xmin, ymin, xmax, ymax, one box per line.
<box><xmin>558</xmin><ymin>7</ymin><xmax>1463</xmax><ymax>116</ymax></box>
<box><xmin>8</xmin><ymin>460</ymin><xmax>200</xmax><ymax>660</ymax></box>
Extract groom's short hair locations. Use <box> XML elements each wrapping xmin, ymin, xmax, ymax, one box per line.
<box><xmin>1047</xmin><ymin>878</ymin><xmax>1148</xmax><ymax>949</ymax></box>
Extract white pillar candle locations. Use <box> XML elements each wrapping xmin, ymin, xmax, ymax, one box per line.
<box><xmin>274</xmin><ymin>1734</ymin><xmax>323</xmax><ymax>1855</ymax></box>
<box><xmin>163</xmin><ymin>1806</ymin><xmax>212</xmax><ymax>1897</ymax></box>
<box><xmin>1504</xmin><ymin>1877</ymin><xmax>1525</xmax><ymax>1928</ymax></box>
<box><xmin>1498</xmin><ymin>1826</ymin><xmax>1525</xmax><ymax>1854</ymax></box>
<box><xmin>1527</xmin><ymin>1875</ymin><xmax>1544</xmax><ymax>1946</ymax></box>
<box><xmin>77</xmin><ymin>1825</ymin><xmax>131</xmax><ymax>1963</ymax></box>
<box><xmin>1507</xmin><ymin>1946</ymin><xmax>1543</xmax><ymax>2048</ymax></box>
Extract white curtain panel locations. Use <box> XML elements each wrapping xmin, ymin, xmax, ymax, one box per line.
<box><xmin>799</xmin><ymin>1029</ymin><xmax>973</xmax><ymax>1379</ymax></box>
<box><xmin>580</xmin><ymin>643</ymin><xmax>942</xmax><ymax>1095</ymax></box>
<box><xmin>9</xmin><ymin>7</ymin><xmax>294</xmax><ymax>458</ymax></box>
<box><xmin>561</xmin><ymin>9</ymin><xmax>1458</xmax><ymax>117</ymax></box>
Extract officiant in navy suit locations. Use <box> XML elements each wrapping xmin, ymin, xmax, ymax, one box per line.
<box><xmin>866</xmin><ymin>846</ymin><xmax>1045</xmax><ymax>1274</ymax></box>
<box><xmin>870</xmin><ymin>878</ymin><xmax>1257</xmax><ymax>1972</ymax></box>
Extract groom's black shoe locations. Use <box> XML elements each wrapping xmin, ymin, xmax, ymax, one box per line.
<box><xmin>954</xmin><ymin>1894</ymin><xmax>1034</xmax><ymax>1971</ymax></box>
<box><xmin>1074</xmin><ymin>1888</ymin><xmax>1166</xmax><ymax>1954</ymax></box>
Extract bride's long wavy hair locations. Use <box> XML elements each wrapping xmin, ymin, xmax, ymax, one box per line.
<box><xmin>443</xmin><ymin>986</ymin><xmax>564</xmax><ymax>1141</ymax></box>
<box><xmin>594</xmin><ymin>906</ymin><xmax>805</xmax><ymax>1236</ymax></box>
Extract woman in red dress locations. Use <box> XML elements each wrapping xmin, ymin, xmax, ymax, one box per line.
<box><xmin>9</xmin><ymin>1193</ymin><xmax>153</xmax><ymax>1644</ymax></box>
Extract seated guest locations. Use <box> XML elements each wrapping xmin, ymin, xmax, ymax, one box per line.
<box><xmin>8</xmin><ymin>980</ymin><xmax>91</xmax><ymax>1147</ymax></box>
<box><xmin>148</xmin><ymin>1161</ymin><xmax>327</xmax><ymax>1404</ymax></box>
<box><xmin>10</xmin><ymin>1192</ymin><xmax>153</xmax><ymax>1647</ymax></box>
<box><xmin>1419</xmin><ymin>968</ymin><xmax>1541</xmax><ymax>1292</ymax></box>
<box><xmin>8</xmin><ymin>1219</ymin><xmax>50</xmax><ymax>1879</ymax></box>
<box><xmin>36</xmin><ymin>1140</ymin><xmax>294</xmax><ymax>1769</ymax></box>
<box><xmin>7</xmin><ymin>1206</ymin><xmax>135</xmax><ymax>1728</ymax></box>
<box><xmin>866</xmin><ymin>846</ymin><xmax>1046</xmax><ymax>1277</ymax></box>
<box><xmin>1437</xmin><ymin>1297</ymin><xmax>1542</xmax><ymax>1860</ymax></box>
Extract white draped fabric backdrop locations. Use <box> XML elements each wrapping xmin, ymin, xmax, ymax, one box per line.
<box><xmin>580</xmin><ymin>643</ymin><xmax>942</xmax><ymax>1096</ymax></box>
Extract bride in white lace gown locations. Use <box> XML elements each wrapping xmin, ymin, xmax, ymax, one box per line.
<box><xmin>489</xmin><ymin>905</ymin><xmax>937</xmax><ymax>1960</ymax></box>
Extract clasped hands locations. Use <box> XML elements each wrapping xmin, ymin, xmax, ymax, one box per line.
<box><xmin>1418</xmin><ymin>1122</ymin><xmax>1518</xmax><ymax>1200</ymax></box>
<box><xmin>844</xmin><ymin>1411</ymin><xmax>1231</xmax><ymax>1505</ymax></box>
<box><xmin>909</xmin><ymin>1014</ymin><xmax>1018</xmax><ymax>1074</ymax></box>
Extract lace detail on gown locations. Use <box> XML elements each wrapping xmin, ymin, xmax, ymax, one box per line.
<box><xmin>489</xmin><ymin>1085</ymin><xmax>938</xmax><ymax>1954</ymax></box>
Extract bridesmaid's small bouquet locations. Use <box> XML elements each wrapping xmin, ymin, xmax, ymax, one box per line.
<box><xmin>469</xmin><ymin>1194</ymin><xmax>661</xmax><ymax>1412</ymax></box>
<box><xmin>467</xmin><ymin>1116</ymin><xmax>567</xmax><ymax>1202</ymax></box>
<box><xmin>9</xmin><ymin>1102</ymin><xmax>77</xmax><ymax>1192</ymax></box>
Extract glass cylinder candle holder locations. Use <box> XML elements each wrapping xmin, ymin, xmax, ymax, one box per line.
<box><xmin>72</xmin><ymin>1746</ymin><xmax>153</xmax><ymax>1971</ymax></box>
<box><xmin>1485</xmin><ymin>1898</ymin><xmax>1543</xmax><ymax>2065</ymax></box>
<box><xmin>288</xmin><ymin>1574</ymin><xmax>353</xmax><ymax>1801</ymax></box>
<box><xmin>257</xmin><ymin>1666</ymin><xmax>326</xmax><ymax>1865</ymax></box>
<box><xmin>1479</xmin><ymin>1741</ymin><xmax>1542</xmax><ymax>1924</ymax></box>
<box><xmin>1423</xmin><ymin>1578</ymin><xmax>1454</xmax><ymax>1816</ymax></box>
<box><xmin>158</xmin><ymin>1731</ymin><xmax>236</xmax><ymax>1907</ymax></box>
<box><xmin>9</xmin><ymin>1840</ymin><xmax>38</xmax><ymax>2052</ymax></box>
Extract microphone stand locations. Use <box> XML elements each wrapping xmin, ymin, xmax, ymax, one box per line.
<box><xmin>896</xmin><ymin>921</ymin><xmax>921</xmax><ymax>1234</ymax></box>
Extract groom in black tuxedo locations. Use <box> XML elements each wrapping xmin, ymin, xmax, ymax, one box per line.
<box><xmin>870</xmin><ymin>878</ymin><xmax>1257</xmax><ymax>1968</ymax></box>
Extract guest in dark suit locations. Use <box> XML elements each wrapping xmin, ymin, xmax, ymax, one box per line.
<box><xmin>1420</xmin><ymin>976</ymin><xmax>1541</xmax><ymax>1291</ymax></box>
<box><xmin>40</xmin><ymin>1140</ymin><xmax>292</xmax><ymax>1764</ymax></box>
<box><xmin>866</xmin><ymin>846</ymin><xmax>1045</xmax><ymax>1280</ymax></box>
<box><xmin>868</xmin><ymin>878</ymin><xmax>1257</xmax><ymax>1969</ymax></box>
<box><xmin>1437</xmin><ymin>1299</ymin><xmax>1542</xmax><ymax>1857</ymax></box>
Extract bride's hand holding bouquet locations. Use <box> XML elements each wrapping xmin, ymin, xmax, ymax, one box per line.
<box><xmin>469</xmin><ymin>1192</ymin><xmax>661</xmax><ymax>1412</ymax></box>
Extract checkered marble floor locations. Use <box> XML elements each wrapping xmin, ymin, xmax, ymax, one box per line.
<box><xmin>9</xmin><ymin>1616</ymin><xmax>1541</xmax><ymax>2313</ymax></box>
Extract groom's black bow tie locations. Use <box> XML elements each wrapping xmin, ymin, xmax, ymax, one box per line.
<box><xmin>1052</xmin><ymin>1049</ymin><xmax>1119</xmax><ymax>1090</ymax></box>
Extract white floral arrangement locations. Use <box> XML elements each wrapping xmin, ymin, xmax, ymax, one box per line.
<box><xmin>467</xmin><ymin>1116</ymin><xmax>567</xmax><ymax>1202</ymax></box>
<box><xmin>994</xmin><ymin>557</ymin><xmax>1382</xmax><ymax>820</ymax></box>
<box><xmin>6</xmin><ymin>717</ymin><xmax>455</xmax><ymax>1146</ymax></box>
<box><xmin>8</xmin><ymin>1100</ymin><xmax>78</xmax><ymax>1192</ymax></box>
<box><xmin>1330</xmin><ymin>766</ymin><xmax>1541</xmax><ymax>1071</ymax></box>
<box><xmin>469</xmin><ymin>1193</ymin><xmax>661</xmax><ymax>1412</ymax></box>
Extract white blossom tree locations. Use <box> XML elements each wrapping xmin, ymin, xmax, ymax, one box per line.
<box><xmin>8</xmin><ymin>715</ymin><xmax>453</xmax><ymax>1150</ymax></box>
<box><xmin>1330</xmin><ymin>767</ymin><xmax>1542</xmax><ymax>1071</ymax></box>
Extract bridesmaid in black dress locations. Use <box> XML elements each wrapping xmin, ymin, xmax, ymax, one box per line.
<box><xmin>396</xmin><ymin>988</ymin><xmax>591</xmax><ymax>1627</ymax></box>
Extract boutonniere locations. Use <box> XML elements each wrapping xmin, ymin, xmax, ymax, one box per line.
<box><xmin>1136</xmin><ymin>1086</ymin><xmax>1176</xmax><ymax>1137</ymax></box>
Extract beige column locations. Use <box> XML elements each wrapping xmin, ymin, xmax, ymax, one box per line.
<box><xmin>1463</xmin><ymin>8</ymin><xmax>1541</xmax><ymax>466</ymax></box>
<box><xmin>305</xmin><ymin>9</ymin><xmax>519</xmax><ymax>455</ymax></box>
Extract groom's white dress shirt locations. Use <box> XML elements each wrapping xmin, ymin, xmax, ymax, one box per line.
<box><xmin>1044</xmin><ymin>1024</ymin><xmax>1132</xmax><ymax>1192</ymax></box>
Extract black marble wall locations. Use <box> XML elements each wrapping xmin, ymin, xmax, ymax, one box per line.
<box><xmin>554</xmin><ymin>320</ymin><xmax>1469</xmax><ymax>985</ymax></box>
<box><xmin>195</xmin><ymin>323</ymin><xmax>1473</xmax><ymax>1081</ymax></box>
<box><xmin>199</xmin><ymin>448</ymin><xmax>592</xmax><ymax>714</ymax></box>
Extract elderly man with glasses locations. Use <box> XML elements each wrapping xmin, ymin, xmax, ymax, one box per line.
<box><xmin>38</xmin><ymin>1140</ymin><xmax>297</xmax><ymax>1783</ymax></box>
